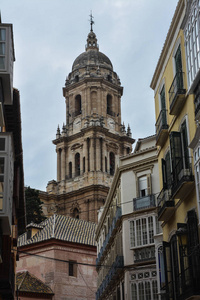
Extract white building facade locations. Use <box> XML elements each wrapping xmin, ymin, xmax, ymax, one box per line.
<box><xmin>96</xmin><ymin>135</ymin><xmax>162</xmax><ymax>300</ymax></box>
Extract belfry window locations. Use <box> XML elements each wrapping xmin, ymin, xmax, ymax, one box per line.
<box><xmin>73</xmin><ymin>208</ymin><xmax>79</xmax><ymax>219</ymax></box>
<box><xmin>75</xmin><ymin>153</ymin><xmax>80</xmax><ymax>176</ymax></box>
<box><xmin>107</xmin><ymin>94</ymin><xmax>112</xmax><ymax>115</ymax></box>
<box><xmin>110</xmin><ymin>152</ymin><xmax>115</xmax><ymax>175</ymax></box>
<box><xmin>75</xmin><ymin>95</ymin><xmax>81</xmax><ymax>116</ymax></box>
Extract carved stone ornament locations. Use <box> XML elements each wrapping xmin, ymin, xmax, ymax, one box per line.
<box><xmin>70</xmin><ymin>201</ymin><xmax>81</xmax><ymax>213</ymax></box>
<box><xmin>47</xmin><ymin>203</ymin><xmax>65</xmax><ymax>213</ymax></box>
<box><xmin>71</xmin><ymin>143</ymin><xmax>83</xmax><ymax>151</ymax></box>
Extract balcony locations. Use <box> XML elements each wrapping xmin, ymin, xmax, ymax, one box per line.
<box><xmin>157</xmin><ymin>188</ymin><xmax>174</xmax><ymax>221</ymax></box>
<box><xmin>169</xmin><ymin>72</ymin><xmax>186</xmax><ymax>116</ymax></box>
<box><xmin>133</xmin><ymin>194</ymin><xmax>156</xmax><ymax>211</ymax></box>
<box><xmin>171</xmin><ymin>157</ymin><xmax>194</xmax><ymax>199</ymax></box>
<box><xmin>96</xmin><ymin>255</ymin><xmax>124</xmax><ymax>300</ymax></box>
<box><xmin>96</xmin><ymin>207</ymin><xmax>122</xmax><ymax>268</ymax></box>
<box><xmin>155</xmin><ymin>109</ymin><xmax>168</xmax><ymax>147</ymax></box>
<box><xmin>134</xmin><ymin>245</ymin><xmax>155</xmax><ymax>263</ymax></box>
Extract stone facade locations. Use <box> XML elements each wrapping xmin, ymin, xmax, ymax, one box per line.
<box><xmin>41</xmin><ymin>22</ymin><xmax>134</xmax><ymax>223</ymax></box>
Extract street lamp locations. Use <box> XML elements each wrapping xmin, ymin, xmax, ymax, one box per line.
<box><xmin>176</xmin><ymin>223</ymin><xmax>188</xmax><ymax>256</ymax></box>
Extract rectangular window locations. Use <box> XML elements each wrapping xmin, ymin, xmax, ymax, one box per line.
<box><xmin>130</xmin><ymin>216</ymin><xmax>155</xmax><ymax>248</ymax></box>
<box><xmin>0</xmin><ymin>138</ymin><xmax>5</xmax><ymax>151</ymax></box>
<box><xmin>139</xmin><ymin>176</ymin><xmax>147</xmax><ymax>197</ymax></box>
<box><xmin>148</xmin><ymin>216</ymin><xmax>154</xmax><ymax>244</ymax></box>
<box><xmin>136</xmin><ymin>219</ymin><xmax>141</xmax><ymax>246</ymax></box>
<box><xmin>69</xmin><ymin>261</ymin><xmax>77</xmax><ymax>277</ymax></box>
<box><xmin>142</xmin><ymin>218</ymin><xmax>147</xmax><ymax>245</ymax></box>
<box><xmin>131</xmin><ymin>283</ymin><xmax>137</xmax><ymax>300</ymax></box>
<box><xmin>130</xmin><ymin>221</ymin><xmax>135</xmax><ymax>247</ymax></box>
<box><xmin>0</xmin><ymin>28</ymin><xmax>6</xmax><ymax>70</ymax></box>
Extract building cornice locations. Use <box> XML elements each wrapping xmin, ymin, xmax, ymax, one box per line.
<box><xmin>150</xmin><ymin>0</ymin><xmax>185</xmax><ymax>90</ymax></box>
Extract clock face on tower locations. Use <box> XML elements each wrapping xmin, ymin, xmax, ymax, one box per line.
<box><xmin>107</xmin><ymin>117</ymin><xmax>115</xmax><ymax>130</ymax></box>
<box><xmin>73</xmin><ymin>117</ymin><xmax>81</xmax><ymax>133</ymax></box>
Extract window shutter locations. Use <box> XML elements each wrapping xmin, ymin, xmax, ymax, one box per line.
<box><xmin>163</xmin><ymin>241</ymin><xmax>173</xmax><ymax>297</ymax></box>
<box><xmin>175</xmin><ymin>45</ymin><xmax>183</xmax><ymax>89</ymax></box>
<box><xmin>170</xmin><ymin>131</ymin><xmax>183</xmax><ymax>176</ymax></box>
<box><xmin>181</xmin><ymin>121</ymin><xmax>189</xmax><ymax>168</ymax></box>
<box><xmin>160</xmin><ymin>86</ymin><xmax>166</xmax><ymax>110</ymax></box>
<box><xmin>162</xmin><ymin>158</ymin><xmax>167</xmax><ymax>190</ymax></box>
<box><xmin>135</xmin><ymin>176</ymin><xmax>139</xmax><ymax>198</ymax></box>
<box><xmin>165</xmin><ymin>151</ymin><xmax>172</xmax><ymax>189</ymax></box>
<box><xmin>147</xmin><ymin>174</ymin><xmax>152</xmax><ymax>195</ymax></box>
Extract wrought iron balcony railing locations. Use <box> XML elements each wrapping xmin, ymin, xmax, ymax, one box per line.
<box><xmin>171</xmin><ymin>157</ymin><xmax>194</xmax><ymax>198</ymax></box>
<box><xmin>133</xmin><ymin>194</ymin><xmax>156</xmax><ymax>211</ymax></box>
<box><xmin>96</xmin><ymin>207</ymin><xmax>122</xmax><ymax>267</ymax></box>
<box><xmin>96</xmin><ymin>255</ymin><xmax>124</xmax><ymax>300</ymax></box>
<box><xmin>169</xmin><ymin>71</ymin><xmax>186</xmax><ymax>115</ymax></box>
<box><xmin>155</xmin><ymin>109</ymin><xmax>168</xmax><ymax>146</ymax></box>
<box><xmin>157</xmin><ymin>188</ymin><xmax>174</xmax><ymax>221</ymax></box>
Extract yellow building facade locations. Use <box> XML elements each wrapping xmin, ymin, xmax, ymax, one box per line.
<box><xmin>151</xmin><ymin>0</ymin><xmax>200</xmax><ymax>299</ymax></box>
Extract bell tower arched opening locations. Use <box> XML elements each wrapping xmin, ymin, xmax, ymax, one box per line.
<box><xmin>75</xmin><ymin>153</ymin><xmax>80</xmax><ymax>176</ymax></box>
<box><xmin>107</xmin><ymin>94</ymin><xmax>112</xmax><ymax>115</ymax></box>
<box><xmin>75</xmin><ymin>95</ymin><xmax>81</xmax><ymax>116</ymax></box>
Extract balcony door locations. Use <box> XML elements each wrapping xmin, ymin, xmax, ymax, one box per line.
<box><xmin>175</xmin><ymin>45</ymin><xmax>183</xmax><ymax>90</ymax></box>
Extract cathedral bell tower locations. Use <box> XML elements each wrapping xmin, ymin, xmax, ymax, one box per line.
<box><xmin>41</xmin><ymin>17</ymin><xmax>134</xmax><ymax>223</ymax></box>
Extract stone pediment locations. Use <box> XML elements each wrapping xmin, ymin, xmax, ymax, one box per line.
<box><xmin>71</xmin><ymin>143</ymin><xmax>83</xmax><ymax>151</ymax></box>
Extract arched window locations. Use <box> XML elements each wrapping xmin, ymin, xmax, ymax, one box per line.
<box><xmin>75</xmin><ymin>75</ymin><xmax>79</xmax><ymax>82</ymax></box>
<box><xmin>69</xmin><ymin>162</ymin><xmax>72</xmax><ymax>178</ymax></box>
<box><xmin>75</xmin><ymin>95</ymin><xmax>81</xmax><ymax>116</ymax></box>
<box><xmin>73</xmin><ymin>208</ymin><xmax>79</xmax><ymax>219</ymax></box>
<box><xmin>107</xmin><ymin>94</ymin><xmax>112</xmax><ymax>115</ymax></box>
<box><xmin>127</xmin><ymin>147</ymin><xmax>130</xmax><ymax>154</ymax></box>
<box><xmin>110</xmin><ymin>152</ymin><xmax>115</xmax><ymax>175</ymax></box>
<box><xmin>75</xmin><ymin>153</ymin><xmax>80</xmax><ymax>176</ymax></box>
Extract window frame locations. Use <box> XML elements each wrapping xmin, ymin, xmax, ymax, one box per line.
<box><xmin>129</xmin><ymin>215</ymin><xmax>157</xmax><ymax>249</ymax></box>
<box><xmin>68</xmin><ymin>260</ymin><xmax>77</xmax><ymax>277</ymax></box>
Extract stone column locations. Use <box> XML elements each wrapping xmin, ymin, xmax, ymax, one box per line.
<box><xmin>87</xmin><ymin>87</ymin><xmax>91</xmax><ymax>116</ymax></box>
<box><xmin>96</xmin><ymin>137</ymin><xmax>101</xmax><ymax>171</ymax></box>
<box><xmin>66</xmin><ymin>96</ymin><xmax>69</xmax><ymax>125</ymax></box>
<box><xmin>61</xmin><ymin>147</ymin><xmax>66</xmax><ymax>180</ymax></box>
<box><xmin>57</xmin><ymin>148</ymin><xmax>61</xmax><ymax>181</ymax></box>
<box><xmin>90</xmin><ymin>137</ymin><xmax>94</xmax><ymax>171</ymax></box>
<box><xmin>82</xmin><ymin>140</ymin><xmax>87</xmax><ymax>173</ymax></box>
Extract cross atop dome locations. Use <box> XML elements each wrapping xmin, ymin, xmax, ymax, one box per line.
<box><xmin>86</xmin><ymin>13</ymin><xmax>99</xmax><ymax>51</ymax></box>
<box><xmin>89</xmin><ymin>12</ymin><xmax>94</xmax><ymax>32</ymax></box>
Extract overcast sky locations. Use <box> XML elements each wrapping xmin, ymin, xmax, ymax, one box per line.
<box><xmin>1</xmin><ymin>0</ymin><xmax>178</xmax><ymax>191</ymax></box>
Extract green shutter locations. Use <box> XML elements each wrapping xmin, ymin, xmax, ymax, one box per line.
<box><xmin>160</xmin><ymin>86</ymin><xmax>166</xmax><ymax>110</ymax></box>
<box><xmin>170</xmin><ymin>131</ymin><xmax>183</xmax><ymax>174</ymax></box>
<box><xmin>181</xmin><ymin>121</ymin><xmax>189</xmax><ymax>168</ymax></box>
<box><xmin>175</xmin><ymin>45</ymin><xmax>183</xmax><ymax>89</ymax></box>
<box><xmin>162</xmin><ymin>158</ymin><xmax>167</xmax><ymax>190</ymax></box>
<box><xmin>163</xmin><ymin>241</ymin><xmax>173</xmax><ymax>298</ymax></box>
<box><xmin>147</xmin><ymin>174</ymin><xmax>152</xmax><ymax>195</ymax></box>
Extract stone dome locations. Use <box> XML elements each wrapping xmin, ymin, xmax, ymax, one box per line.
<box><xmin>72</xmin><ymin>50</ymin><xmax>113</xmax><ymax>71</ymax></box>
<box><xmin>72</xmin><ymin>27</ymin><xmax>113</xmax><ymax>72</ymax></box>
